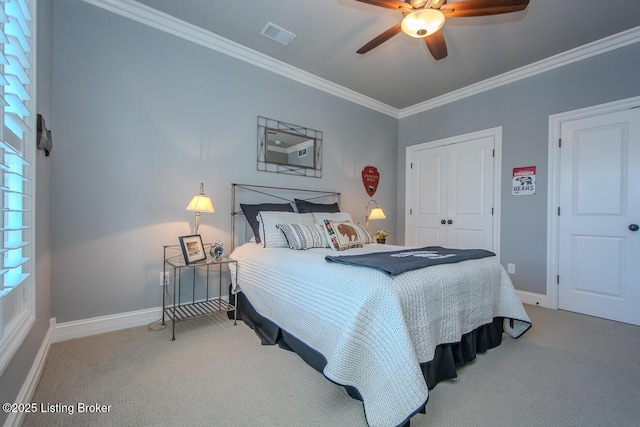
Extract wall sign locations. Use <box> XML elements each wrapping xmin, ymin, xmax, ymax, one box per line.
<box><xmin>362</xmin><ymin>166</ymin><xmax>380</xmax><ymax>196</ymax></box>
<box><xmin>512</xmin><ymin>166</ymin><xmax>536</xmax><ymax>196</ymax></box>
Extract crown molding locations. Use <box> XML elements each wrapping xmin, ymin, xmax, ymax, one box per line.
<box><xmin>398</xmin><ymin>26</ymin><xmax>640</xmax><ymax>118</ymax></box>
<box><xmin>80</xmin><ymin>0</ymin><xmax>398</xmax><ymax>118</ymax></box>
<box><xmin>81</xmin><ymin>0</ymin><xmax>639</xmax><ymax>120</ymax></box>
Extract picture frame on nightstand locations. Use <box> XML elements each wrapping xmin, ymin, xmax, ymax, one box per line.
<box><xmin>178</xmin><ymin>234</ymin><xmax>206</xmax><ymax>265</ymax></box>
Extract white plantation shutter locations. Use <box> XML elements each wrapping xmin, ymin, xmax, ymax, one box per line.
<box><xmin>0</xmin><ymin>0</ymin><xmax>35</xmax><ymax>375</ymax></box>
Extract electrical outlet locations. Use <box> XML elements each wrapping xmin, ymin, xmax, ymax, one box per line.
<box><xmin>159</xmin><ymin>272</ymin><xmax>169</xmax><ymax>286</ymax></box>
<box><xmin>507</xmin><ymin>263</ymin><xmax>515</xmax><ymax>274</ymax></box>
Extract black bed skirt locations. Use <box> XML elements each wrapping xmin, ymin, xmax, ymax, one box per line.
<box><xmin>229</xmin><ymin>288</ymin><xmax>506</xmax><ymax>413</ymax></box>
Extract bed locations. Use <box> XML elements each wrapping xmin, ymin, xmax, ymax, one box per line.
<box><xmin>228</xmin><ymin>183</ymin><xmax>531</xmax><ymax>427</ymax></box>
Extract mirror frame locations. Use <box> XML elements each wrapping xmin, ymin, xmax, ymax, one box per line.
<box><xmin>257</xmin><ymin>116</ymin><xmax>322</xmax><ymax>178</ymax></box>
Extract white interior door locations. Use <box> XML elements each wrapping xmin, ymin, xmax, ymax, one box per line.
<box><xmin>446</xmin><ymin>138</ymin><xmax>495</xmax><ymax>249</ymax></box>
<box><xmin>406</xmin><ymin>131</ymin><xmax>496</xmax><ymax>251</ymax></box>
<box><xmin>408</xmin><ymin>145</ymin><xmax>448</xmax><ymax>247</ymax></box>
<box><xmin>558</xmin><ymin>107</ymin><xmax>640</xmax><ymax>325</ymax></box>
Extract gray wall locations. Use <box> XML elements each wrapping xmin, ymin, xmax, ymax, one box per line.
<box><xmin>50</xmin><ymin>0</ymin><xmax>397</xmax><ymax>322</ymax></box>
<box><xmin>0</xmin><ymin>0</ymin><xmax>53</xmax><ymax>424</ymax></box>
<box><xmin>397</xmin><ymin>42</ymin><xmax>640</xmax><ymax>295</ymax></box>
<box><xmin>2</xmin><ymin>2</ymin><xmax>638</xmax><ymax>413</ymax></box>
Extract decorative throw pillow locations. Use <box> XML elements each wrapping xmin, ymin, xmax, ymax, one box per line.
<box><xmin>276</xmin><ymin>223</ymin><xmax>328</xmax><ymax>250</ymax></box>
<box><xmin>258</xmin><ymin>212</ymin><xmax>315</xmax><ymax>248</ymax></box>
<box><xmin>241</xmin><ymin>203</ymin><xmax>294</xmax><ymax>243</ymax></box>
<box><xmin>323</xmin><ymin>219</ymin><xmax>364</xmax><ymax>251</ymax></box>
<box><xmin>295</xmin><ymin>198</ymin><xmax>340</xmax><ymax>213</ymax></box>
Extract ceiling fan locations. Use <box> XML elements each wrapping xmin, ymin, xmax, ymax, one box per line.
<box><xmin>355</xmin><ymin>0</ymin><xmax>530</xmax><ymax>60</ymax></box>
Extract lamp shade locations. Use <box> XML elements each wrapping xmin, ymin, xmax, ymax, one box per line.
<box><xmin>186</xmin><ymin>195</ymin><xmax>215</xmax><ymax>213</ymax></box>
<box><xmin>368</xmin><ymin>207</ymin><xmax>386</xmax><ymax>220</ymax></box>
<box><xmin>185</xmin><ymin>183</ymin><xmax>215</xmax><ymax>235</ymax></box>
<box><xmin>186</xmin><ymin>182</ymin><xmax>215</xmax><ymax>213</ymax></box>
<box><xmin>401</xmin><ymin>9</ymin><xmax>445</xmax><ymax>38</ymax></box>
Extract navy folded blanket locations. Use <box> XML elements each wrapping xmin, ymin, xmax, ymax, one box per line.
<box><xmin>325</xmin><ymin>246</ymin><xmax>496</xmax><ymax>276</ymax></box>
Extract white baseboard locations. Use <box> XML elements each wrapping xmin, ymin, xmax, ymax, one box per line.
<box><xmin>53</xmin><ymin>307</ymin><xmax>163</xmax><ymax>343</ymax></box>
<box><xmin>517</xmin><ymin>290</ymin><xmax>551</xmax><ymax>309</ymax></box>
<box><xmin>3</xmin><ymin>319</ymin><xmax>55</xmax><ymax>427</ymax></box>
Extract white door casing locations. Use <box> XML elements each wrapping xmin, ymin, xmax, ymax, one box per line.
<box><xmin>405</xmin><ymin>127</ymin><xmax>501</xmax><ymax>254</ymax></box>
<box><xmin>548</xmin><ymin>96</ymin><xmax>640</xmax><ymax>324</ymax></box>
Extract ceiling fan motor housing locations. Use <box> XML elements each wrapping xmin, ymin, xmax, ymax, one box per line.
<box><xmin>401</xmin><ymin>9</ymin><xmax>445</xmax><ymax>38</ymax></box>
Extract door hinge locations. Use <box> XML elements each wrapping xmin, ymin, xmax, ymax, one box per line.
<box><xmin>409</xmin><ymin>208</ymin><xmax>412</xmax><ymax>215</ymax></box>
<box><xmin>492</xmin><ymin>149</ymin><xmax>495</xmax><ymax>157</ymax></box>
<box><xmin>557</xmin><ymin>275</ymin><xmax>560</xmax><ymax>284</ymax></box>
<box><xmin>558</xmin><ymin>138</ymin><xmax>562</xmax><ymax>148</ymax></box>
<box><xmin>410</xmin><ymin>162</ymin><xmax>413</xmax><ymax>169</ymax></box>
<box><xmin>491</xmin><ymin>207</ymin><xmax>494</xmax><ymax>215</ymax></box>
<box><xmin>557</xmin><ymin>207</ymin><xmax>561</xmax><ymax>216</ymax></box>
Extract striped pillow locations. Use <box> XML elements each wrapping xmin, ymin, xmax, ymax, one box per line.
<box><xmin>277</xmin><ymin>223</ymin><xmax>328</xmax><ymax>250</ymax></box>
<box><xmin>354</xmin><ymin>223</ymin><xmax>372</xmax><ymax>244</ymax></box>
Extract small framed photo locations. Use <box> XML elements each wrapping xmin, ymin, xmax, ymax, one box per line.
<box><xmin>178</xmin><ymin>234</ymin><xmax>206</xmax><ymax>265</ymax></box>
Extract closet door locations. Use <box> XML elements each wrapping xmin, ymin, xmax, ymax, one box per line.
<box><xmin>407</xmin><ymin>145</ymin><xmax>449</xmax><ymax>247</ymax></box>
<box><xmin>446</xmin><ymin>137</ymin><xmax>495</xmax><ymax>250</ymax></box>
<box><xmin>406</xmin><ymin>134</ymin><xmax>495</xmax><ymax>250</ymax></box>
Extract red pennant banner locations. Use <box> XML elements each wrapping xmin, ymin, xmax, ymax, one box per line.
<box><xmin>362</xmin><ymin>166</ymin><xmax>380</xmax><ymax>197</ymax></box>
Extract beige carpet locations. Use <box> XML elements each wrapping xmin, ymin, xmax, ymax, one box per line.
<box><xmin>23</xmin><ymin>305</ymin><xmax>640</xmax><ymax>426</ymax></box>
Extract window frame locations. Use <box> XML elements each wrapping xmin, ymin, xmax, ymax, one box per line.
<box><xmin>0</xmin><ymin>0</ymin><xmax>36</xmax><ymax>376</ymax></box>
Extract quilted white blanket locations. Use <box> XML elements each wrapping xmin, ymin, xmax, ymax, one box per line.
<box><xmin>229</xmin><ymin>243</ymin><xmax>531</xmax><ymax>427</ymax></box>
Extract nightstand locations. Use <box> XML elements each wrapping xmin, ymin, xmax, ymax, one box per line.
<box><xmin>162</xmin><ymin>244</ymin><xmax>237</xmax><ymax>340</ymax></box>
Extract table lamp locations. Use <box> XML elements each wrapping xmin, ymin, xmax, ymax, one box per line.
<box><xmin>365</xmin><ymin>199</ymin><xmax>386</xmax><ymax>233</ymax></box>
<box><xmin>186</xmin><ymin>182</ymin><xmax>215</xmax><ymax>234</ymax></box>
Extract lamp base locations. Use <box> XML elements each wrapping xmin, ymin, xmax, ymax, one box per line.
<box><xmin>194</xmin><ymin>211</ymin><xmax>201</xmax><ymax>235</ymax></box>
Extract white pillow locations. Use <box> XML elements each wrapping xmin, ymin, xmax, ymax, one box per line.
<box><xmin>312</xmin><ymin>211</ymin><xmax>353</xmax><ymax>224</ymax></box>
<box><xmin>276</xmin><ymin>223</ymin><xmax>328</xmax><ymax>249</ymax></box>
<box><xmin>258</xmin><ymin>212</ymin><xmax>314</xmax><ymax>247</ymax></box>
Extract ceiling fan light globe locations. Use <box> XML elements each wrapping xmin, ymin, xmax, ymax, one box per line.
<box><xmin>400</xmin><ymin>9</ymin><xmax>445</xmax><ymax>38</ymax></box>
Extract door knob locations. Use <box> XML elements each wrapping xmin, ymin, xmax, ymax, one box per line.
<box><xmin>447</xmin><ymin>219</ymin><xmax>453</xmax><ymax>225</ymax></box>
<box><xmin>630</xmin><ymin>224</ymin><xmax>639</xmax><ymax>232</ymax></box>
<box><xmin>441</xmin><ymin>219</ymin><xmax>446</xmax><ymax>224</ymax></box>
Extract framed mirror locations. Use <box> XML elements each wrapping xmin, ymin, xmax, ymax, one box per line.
<box><xmin>257</xmin><ymin>116</ymin><xmax>322</xmax><ymax>178</ymax></box>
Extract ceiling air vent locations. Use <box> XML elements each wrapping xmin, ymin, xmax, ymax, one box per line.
<box><xmin>260</xmin><ymin>22</ymin><xmax>296</xmax><ymax>46</ymax></box>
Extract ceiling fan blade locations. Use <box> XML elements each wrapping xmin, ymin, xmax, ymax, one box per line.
<box><xmin>441</xmin><ymin>0</ymin><xmax>529</xmax><ymax>17</ymax></box>
<box><xmin>354</xmin><ymin>0</ymin><xmax>413</xmax><ymax>12</ymax></box>
<box><xmin>357</xmin><ymin>23</ymin><xmax>402</xmax><ymax>54</ymax></box>
<box><xmin>424</xmin><ymin>29</ymin><xmax>448</xmax><ymax>60</ymax></box>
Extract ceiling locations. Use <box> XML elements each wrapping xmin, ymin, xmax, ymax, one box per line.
<box><xmin>125</xmin><ymin>0</ymin><xmax>640</xmax><ymax>112</ymax></box>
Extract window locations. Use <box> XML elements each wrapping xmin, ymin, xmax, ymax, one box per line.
<box><xmin>0</xmin><ymin>0</ymin><xmax>35</xmax><ymax>375</ymax></box>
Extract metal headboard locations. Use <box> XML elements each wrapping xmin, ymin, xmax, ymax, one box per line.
<box><xmin>230</xmin><ymin>183</ymin><xmax>341</xmax><ymax>251</ymax></box>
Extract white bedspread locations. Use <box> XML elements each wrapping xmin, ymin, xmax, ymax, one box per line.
<box><xmin>229</xmin><ymin>243</ymin><xmax>530</xmax><ymax>427</ymax></box>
